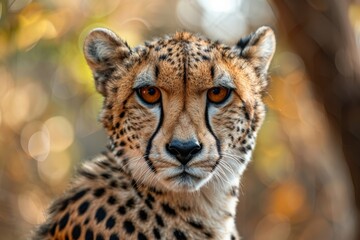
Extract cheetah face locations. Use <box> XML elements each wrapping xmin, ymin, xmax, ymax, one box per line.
<box><xmin>84</xmin><ymin>27</ymin><xmax>275</xmax><ymax>192</ymax></box>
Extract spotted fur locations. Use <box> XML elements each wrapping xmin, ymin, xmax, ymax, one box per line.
<box><xmin>32</xmin><ymin>26</ymin><xmax>275</xmax><ymax>240</ymax></box>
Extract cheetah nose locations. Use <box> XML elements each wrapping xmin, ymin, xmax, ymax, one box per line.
<box><xmin>166</xmin><ymin>140</ymin><xmax>202</xmax><ymax>165</ymax></box>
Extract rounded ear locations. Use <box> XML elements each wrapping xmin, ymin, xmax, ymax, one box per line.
<box><xmin>83</xmin><ymin>28</ymin><xmax>131</xmax><ymax>95</ymax></box>
<box><xmin>235</xmin><ymin>26</ymin><xmax>276</xmax><ymax>74</ymax></box>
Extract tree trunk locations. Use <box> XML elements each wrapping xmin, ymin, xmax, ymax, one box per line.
<box><xmin>271</xmin><ymin>0</ymin><xmax>360</xmax><ymax>238</ymax></box>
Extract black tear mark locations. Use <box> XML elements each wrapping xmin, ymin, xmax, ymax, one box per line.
<box><xmin>144</xmin><ymin>103</ymin><xmax>163</xmax><ymax>173</ymax></box>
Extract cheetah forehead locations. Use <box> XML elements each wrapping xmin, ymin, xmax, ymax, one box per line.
<box><xmin>138</xmin><ymin>32</ymin><xmax>218</xmax><ymax>91</ymax></box>
<box><xmin>84</xmin><ymin>27</ymin><xmax>275</xmax><ymax>97</ymax></box>
<box><xmin>135</xmin><ymin>33</ymin><xmax>237</xmax><ymax>93</ymax></box>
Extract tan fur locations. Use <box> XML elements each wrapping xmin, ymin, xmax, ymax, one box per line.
<box><xmin>32</xmin><ymin>27</ymin><xmax>275</xmax><ymax>240</ymax></box>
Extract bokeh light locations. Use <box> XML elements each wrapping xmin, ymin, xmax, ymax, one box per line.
<box><xmin>28</xmin><ymin>128</ymin><xmax>50</xmax><ymax>161</ymax></box>
<box><xmin>17</xmin><ymin>188</ymin><xmax>46</xmax><ymax>225</ymax></box>
<box><xmin>44</xmin><ymin>116</ymin><xmax>74</xmax><ymax>152</ymax></box>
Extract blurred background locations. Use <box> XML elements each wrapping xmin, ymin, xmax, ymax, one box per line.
<box><xmin>1</xmin><ymin>0</ymin><xmax>360</xmax><ymax>239</ymax></box>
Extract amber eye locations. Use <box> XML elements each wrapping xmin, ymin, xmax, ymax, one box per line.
<box><xmin>207</xmin><ymin>87</ymin><xmax>230</xmax><ymax>104</ymax></box>
<box><xmin>137</xmin><ymin>86</ymin><xmax>161</xmax><ymax>104</ymax></box>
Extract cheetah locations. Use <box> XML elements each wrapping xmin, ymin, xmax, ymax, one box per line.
<box><xmin>32</xmin><ymin>26</ymin><xmax>275</xmax><ymax>240</ymax></box>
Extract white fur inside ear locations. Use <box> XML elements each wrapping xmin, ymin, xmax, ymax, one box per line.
<box><xmin>238</xmin><ymin>26</ymin><xmax>276</xmax><ymax>73</ymax></box>
<box><xmin>253</xmin><ymin>26</ymin><xmax>276</xmax><ymax>70</ymax></box>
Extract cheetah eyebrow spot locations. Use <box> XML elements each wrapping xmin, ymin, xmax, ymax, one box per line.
<box><xmin>133</xmin><ymin>67</ymin><xmax>156</xmax><ymax>89</ymax></box>
<box><xmin>213</xmin><ymin>69</ymin><xmax>236</xmax><ymax>89</ymax></box>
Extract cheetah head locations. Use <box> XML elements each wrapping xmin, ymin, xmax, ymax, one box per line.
<box><xmin>84</xmin><ymin>27</ymin><xmax>275</xmax><ymax>192</ymax></box>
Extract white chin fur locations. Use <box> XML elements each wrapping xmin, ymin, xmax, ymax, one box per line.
<box><xmin>159</xmin><ymin>172</ymin><xmax>213</xmax><ymax>192</ymax></box>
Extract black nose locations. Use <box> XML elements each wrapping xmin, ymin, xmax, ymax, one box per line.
<box><xmin>166</xmin><ymin>140</ymin><xmax>202</xmax><ymax>165</ymax></box>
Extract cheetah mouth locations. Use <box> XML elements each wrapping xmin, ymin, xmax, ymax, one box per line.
<box><xmin>165</xmin><ymin>171</ymin><xmax>202</xmax><ymax>181</ymax></box>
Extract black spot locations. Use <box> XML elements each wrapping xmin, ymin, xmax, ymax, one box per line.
<box><xmin>120</xmin><ymin>141</ymin><xmax>126</xmax><ymax>146</ymax></box>
<box><xmin>210</xmin><ymin>66</ymin><xmax>215</xmax><ymax>79</ymax></box>
<box><xmin>109</xmin><ymin>234</ymin><xmax>119</xmax><ymax>240</ymax></box>
<box><xmin>116</xmin><ymin>150</ymin><xmax>124</xmax><ymax>157</ymax></box>
<box><xmin>240</xmin><ymin>147</ymin><xmax>247</xmax><ymax>153</ymax></box>
<box><xmin>79</xmin><ymin>169</ymin><xmax>97</xmax><ymax>180</ymax></box>
<box><xmin>138</xmin><ymin>232</ymin><xmax>148</xmax><ymax>240</ymax></box>
<box><xmin>120</xmin><ymin>182</ymin><xmax>128</xmax><ymax>190</ymax></box>
<box><xmin>58</xmin><ymin>212</ymin><xmax>70</xmax><ymax>231</ymax></box>
<box><xmin>78</xmin><ymin>201</ymin><xmax>90</xmax><ymax>215</ymax></box>
<box><xmin>117</xmin><ymin>206</ymin><xmax>126</xmax><ymax>215</ymax></box>
<box><xmin>71</xmin><ymin>225</ymin><xmax>81</xmax><ymax>239</ymax></box>
<box><xmin>110</xmin><ymin>180</ymin><xmax>118</xmax><ymax>188</ymax></box>
<box><xmin>161</xmin><ymin>203</ymin><xmax>176</xmax><ymax>216</ymax></box>
<box><xmin>201</xmin><ymin>54</ymin><xmax>210</xmax><ymax>61</ymax></box>
<box><xmin>96</xmin><ymin>234</ymin><xmax>104</xmax><ymax>240</ymax></box>
<box><xmin>93</xmin><ymin>188</ymin><xmax>105</xmax><ymax>197</ymax></box>
<box><xmin>96</xmin><ymin>161</ymin><xmax>110</xmax><ymax>168</ymax></box>
<box><xmin>106</xmin><ymin>216</ymin><xmax>116</xmax><ymax>229</ymax></box>
<box><xmin>71</xmin><ymin>188</ymin><xmax>89</xmax><ymax>202</ymax></box>
<box><xmin>245</xmin><ymin>112</ymin><xmax>250</xmax><ymax>120</ymax></box>
<box><xmin>155</xmin><ymin>214</ymin><xmax>164</xmax><ymax>227</ymax></box>
<box><xmin>115</xmin><ymin>122</ymin><xmax>120</xmax><ymax>128</ymax></box>
<box><xmin>58</xmin><ymin>198</ymin><xmax>70</xmax><ymax>212</ymax></box>
<box><xmin>155</xmin><ymin>65</ymin><xmax>159</xmax><ymax>78</ymax></box>
<box><xmin>145</xmin><ymin>199</ymin><xmax>153</xmax><ymax>209</ymax></box>
<box><xmin>50</xmin><ymin>223</ymin><xmax>57</xmax><ymax>236</ymax></box>
<box><xmin>149</xmin><ymin>187</ymin><xmax>163</xmax><ymax>195</ymax></box>
<box><xmin>146</xmin><ymin>193</ymin><xmax>155</xmax><ymax>202</ymax></box>
<box><xmin>95</xmin><ymin>207</ymin><xmax>107</xmax><ymax>223</ymax></box>
<box><xmin>188</xmin><ymin>220</ymin><xmax>203</xmax><ymax>229</ymax></box>
<box><xmin>119</xmin><ymin>112</ymin><xmax>125</xmax><ymax>118</ymax></box>
<box><xmin>123</xmin><ymin>220</ymin><xmax>135</xmax><ymax>234</ymax></box>
<box><xmin>153</xmin><ymin>228</ymin><xmax>161</xmax><ymax>239</ymax></box>
<box><xmin>84</xmin><ymin>217</ymin><xmax>90</xmax><ymax>225</ymax></box>
<box><xmin>126</xmin><ymin>198</ymin><xmax>135</xmax><ymax>208</ymax></box>
<box><xmin>138</xmin><ymin>209</ymin><xmax>148</xmax><ymax>221</ymax></box>
<box><xmin>159</xmin><ymin>54</ymin><xmax>168</xmax><ymax>61</ymax></box>
<box><xmin>85</xmin><ymin>229</ymin><xmax>94</xmax><ymax>240</ymax></box>
<box><xmin>144</xmin><ymin>193</ymin><xmax>155</xmax><ymax>209</ymax></box>
<box><xmin>101</xmin><ymin>173</ymin><xmax>111</xmax><ymax>179</ymax></box>
<box><xmin>173</xmin><ymin>229</ymin><xmax>187</xmax><ymax>240</ymax></box>
<box><xmin>231</xmin><ymin>234</ymin><xmax>236</xmax><ymax>240</ymax></box>
<box><xmin>204</xmin><ymin>231</ymin><xmax>213</xmax><ymax>238</ymax></box>
<box><xmin>107</xmin><ymin>196</ymin><xmax>117</xmax><ymax>205</ymax></box>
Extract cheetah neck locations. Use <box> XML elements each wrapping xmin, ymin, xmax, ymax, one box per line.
<box><xmin>166</xmin><ymin>171</ymin><xmax>242</xmax><ymax>237</ymax></box>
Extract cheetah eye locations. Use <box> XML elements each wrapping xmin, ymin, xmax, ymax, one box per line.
<box><xmin>137</xmin><ymin>86</ymin><xmax>161</xmax><ymax>104</ymax></box>
<box><xmin>207</xmin><ymin>87</ymin><xmax>230</xmax><ymax>104</ymax></box>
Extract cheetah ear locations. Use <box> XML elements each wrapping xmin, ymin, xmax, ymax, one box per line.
<box><xmin>84</xmin><ymin>28</ymin><xmax>131</xmax><ymax>95</ymax></box>
<box><xmin>235</xmin><ymin>26</ymin><xmax>276</xmax><ymax>75</ymax></box>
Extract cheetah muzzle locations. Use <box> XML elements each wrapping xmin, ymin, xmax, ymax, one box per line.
<box><xmin>32</xmin><ymin>26</ymin><xmax>275</xmax><ymax>240</ymax></box>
